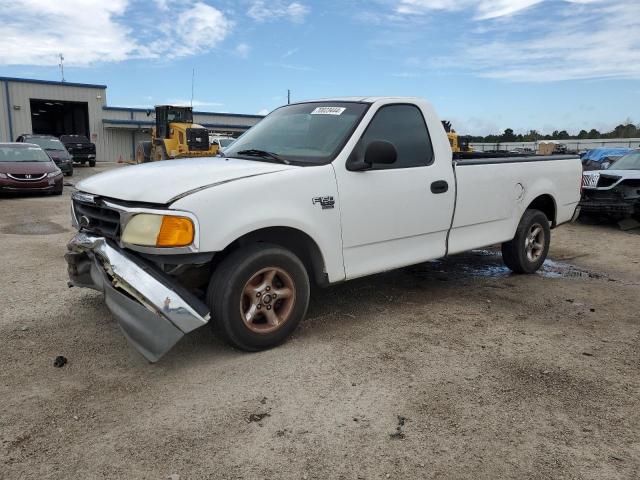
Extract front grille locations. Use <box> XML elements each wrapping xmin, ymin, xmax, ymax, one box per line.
<box><xmin>597</xmin><ymin>175</ymin><xmax>620</xmax><ymax>188</ymax></box>
<box><xmin>73</xmin><ymin>196</ymin><xmax>121</xmax><ymax>241</ymax></box>
<box><xmin>7</xmin><ymin>173</ymin><xmax>46</xmax><ymax>181</ymax></box>
<box><xmin>69</xmin><ymin>147</ymin><xmax>95</xmax><ymax>154</ymax></box>
<box><xmin>186</xmin><ymin>128</ymin><xmax>210</xmax><ymax>152</ymax></box>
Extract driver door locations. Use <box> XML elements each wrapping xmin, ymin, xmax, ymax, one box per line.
<box><xmin>334</xmin><ymin>103</ymin><xmax>455</xmax><ymax>279</ymax></box>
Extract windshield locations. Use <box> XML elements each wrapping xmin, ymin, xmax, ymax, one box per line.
<box><xmin>26</xmin><ymin>137</ymin><xmax>65</xmax><ymax>150</ymax></box>
<box><xmin>224</xmin><ymin>102</ymin><xmax>369</xmax><ymax>165</ymax></box>
<box><xmin>60</xmin><ymin>135</ymin><xmax>89</xmax><ymax>143</ymax></box>
<box><xmin>609</xmin><ymin>151</ymin><xmax>640</xmax><ymax>170</ymax></box>
<box><xmin>219</xmin><ymin>138</ymin><xmax>234</xmax><ymax>147</ymax></box>
<box><xmin>0</xmin><ymin>145</ymin><xmax>51</xmax><ymax>162</ymax></box>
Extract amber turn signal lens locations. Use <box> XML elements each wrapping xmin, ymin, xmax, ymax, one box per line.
<box><xmin>156</xmin><ymin>216</ymin><xmax>194</xmax><ymax>247</ymax></box>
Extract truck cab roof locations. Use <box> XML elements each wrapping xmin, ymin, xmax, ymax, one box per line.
<box><xmin>290</xmin><ymin>96</ymin><xmax>426</xmax><ymax>104</ymax></box>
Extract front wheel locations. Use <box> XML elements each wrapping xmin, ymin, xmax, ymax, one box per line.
<box><xmin>88</xmin><ymin>160</ymin><xmax>96</xmax><ymax>167</ymax></box>
<box><xmin>207</xmin><ymin>244</ymin><xmax>310</xmax><ymax>351</ymax></box>
<box><xmin>502</xmin><ymin>209</ymin><xmax>550</xmax><ymax>274</ymax></box>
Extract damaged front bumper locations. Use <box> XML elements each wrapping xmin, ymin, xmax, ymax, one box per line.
<box><xmin>65</xmin><ymin>232</ymin><xmax>210</xmax><ymax>362</ymax></box>
<box><xmin>579</xmin><ymin>197</ymin><xmax>637</xmax><ymax>218</ymax></box>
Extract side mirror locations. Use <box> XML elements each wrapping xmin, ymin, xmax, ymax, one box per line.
<box><xmin>347</xmin><ymin>140</ymin><xmax>398</xmax><ymax>171</ymax></box>
<box><xmin>365</xmin><ymin>140</ymin><xmax>397</xmax><ymax>166</ymax></box>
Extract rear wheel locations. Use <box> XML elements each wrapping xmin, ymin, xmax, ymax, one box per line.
<box><xmin>154</xmin><ymin>143</ymin><xmax>168</xmax><ymax>161</ymax></box>
<box><xmin>88</xmin><ymin>160</ymin><xmax>96</xmax><ymax>167</ymax></box>
<box><xmin>502</xmin><ymin>209</ymin><xmax>550</xmax><ymax>274</ymax></box>
<box><xmin>136</xmin><ymin>141</ymin><xmax>152</xmax><ymax>164</ymax></box>
<box><xmin>207</xmin><ymin>243</ymin><xmax>310</xmax><ymax>351</ymax></box>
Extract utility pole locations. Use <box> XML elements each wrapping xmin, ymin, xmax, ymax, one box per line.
<box><xmin>190</xmin><ymin>68</ymin><xmax>195</xmax><ymax>108</ymax></box>
<box><xmin>59</xmin><ymin>54</ymin><xmax>65</xmax><ymax>82</ymax></box>
<box><xmin>287</xmin><ymin>89</ymin><xmax>291</xmax><ymax>105</ymax></box>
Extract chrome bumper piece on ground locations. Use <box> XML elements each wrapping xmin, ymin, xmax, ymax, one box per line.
<box><xmin>65</xmin><ymin>232</ymin><xmax>210</xmax><ymax>362</ymax></box>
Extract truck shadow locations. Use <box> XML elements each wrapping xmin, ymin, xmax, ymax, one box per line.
<box><xmin>146</xmin><ymin>249</ymin><xmax>609</xmax><ymax>367</ymax></box>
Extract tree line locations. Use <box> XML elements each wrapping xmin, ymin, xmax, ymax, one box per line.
<box><xmin>465</xmin><ymin>121</ymin><xmax>640</xmax><ymax>143</ymax></box>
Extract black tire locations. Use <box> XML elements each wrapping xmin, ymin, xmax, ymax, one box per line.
<box><xmin>207</xmin><ymin>243</ymin><xmax>310</xmax><ymax>351</ymax></box>
<box><xmin>53</xmin><ymin>189</ymin><xmax>63</xmax><ymax>196</ymax></box>
<box><xmin>155</xmin><ymin>143</ymin><xmax>168</xmax><ymax>161</ymax></box>
<box><xmin>136</xmin><ymin>141</ymin><xmax>152</xmax><ymax>164</ymax></box>
<box><xmin>88</xmin><ymin>160</ymin><xmax>96</xmax><ymax>167</ymax></box>
<box><xmin>502</xmin><ymin>209</ymin><xmax>550</xmax><ymax>274</ymax></box>
<box><xmin>65</xmin><ymin>169</ymin><xmax>73</xmax><ymax>177</ymax></box>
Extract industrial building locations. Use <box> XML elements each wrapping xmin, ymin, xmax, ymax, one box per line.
<box><xmin>0</xmin><ymin>76</ymin><xmax>264</xmax><ymax>162</ymax></box>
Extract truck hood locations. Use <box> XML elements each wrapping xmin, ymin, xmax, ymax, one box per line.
<box><xmin>76</xmin><ymin>157</ymin><xmax>295</xmax><ymax>204</ymax></box>
<box><xmin>598</xmin><ymin>169</ymin><xmax>640</xmax><ymax>179</ymax></box>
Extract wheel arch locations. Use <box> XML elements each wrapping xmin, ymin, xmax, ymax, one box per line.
<box><xmin>526</xmin><ymin>194</ymin><xmax>557</xmax><ymax>227</ymax></box>
<box><xmin>213</xmin><ymin>226</ymin><xmax>329</xmax><ymax>287</ymax></box>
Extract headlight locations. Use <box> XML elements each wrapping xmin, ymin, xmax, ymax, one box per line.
<box><xmin>47</xmin><ymin>170</ymin><xmax>62</xmax><ymax>178</ymax></box>
<box><xmin>121</xmin><ymin>214</ymin><xmax>194</xmax><ymax>248</ymax></box>
<box><xmin>0</xmin><ymin>173</ymin><xmax>7</xmax><ymax>179</ymax></box>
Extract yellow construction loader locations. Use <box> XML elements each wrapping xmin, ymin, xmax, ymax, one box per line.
<box><xmin>135</xmin><ymin>105</ymin><xmax>219</xmax><ymax>163</ymax></box>
<box><xmin>442</xmin><ymin>120</ymin><xmax>473</xmax><ymax>154</ymax></box>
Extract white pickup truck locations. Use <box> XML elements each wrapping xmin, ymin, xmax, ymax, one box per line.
<box><xmin>66</xmin><ymin>97</ymin><xmax>582</xmax><ymax>361</ymax></box>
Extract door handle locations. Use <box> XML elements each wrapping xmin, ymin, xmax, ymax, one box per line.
<box><xmin>430</xmin><ymin>180</ymin><xmax>449</xmax><ymax>194</ymax></box>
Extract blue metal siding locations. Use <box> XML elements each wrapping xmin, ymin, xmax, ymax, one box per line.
<box><xmin>0</xmin><ymin>76</ymin><xmax>106</xmax><ymax>89</ymax></box>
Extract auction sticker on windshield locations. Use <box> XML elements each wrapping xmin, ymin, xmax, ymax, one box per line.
<box><xmin>311</xmin><ymin>107</ymin><xmax>346</xmax><ymax>115</ymax></box>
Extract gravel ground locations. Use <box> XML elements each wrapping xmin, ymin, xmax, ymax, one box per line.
<box><xmin>1</xmin><ymin>163</ymin><xmax>639</xmax><ymax>480</ymax></box>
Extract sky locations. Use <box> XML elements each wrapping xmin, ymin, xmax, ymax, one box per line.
<box><xmin>0</xmin><ymin>0</ymin><xmax>639</xmax><ymax>136</ymax></box>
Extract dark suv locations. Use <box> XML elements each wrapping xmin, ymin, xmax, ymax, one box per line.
<box><xmin>16</xmin><ymin>134</ymin><xmax>73</xmax><ymax>176</ymax></box>
<box><xmin>60</xmin><ymin>134</ymin><xmax>96</xmax><ymax>166</ymax></box>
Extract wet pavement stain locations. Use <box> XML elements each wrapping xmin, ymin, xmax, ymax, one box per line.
<box><xmin>408</xmin><ymin>249</ymin><xmax>605</xmax><ymax>280</ymax></box>
<box><xmin>1</xmin><ymin>221</ymin><xmax>69</xmax><ymax>235</ymax></box>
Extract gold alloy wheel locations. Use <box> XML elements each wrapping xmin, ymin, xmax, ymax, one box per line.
<box><xmin>240</xmin><ymin>267</ymin><xmax>296</xmax><ymax>334</ymax></box>
<box><xmin>525</xmin><ymin>223</ymin><xmax>545</xmax><ymax>262</ymax></box>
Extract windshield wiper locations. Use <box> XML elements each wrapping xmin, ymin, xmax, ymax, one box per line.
<box><xmin>236</xmin><ymin>149</ymin><xmax>290</xmax><ymax>165</ymax></box>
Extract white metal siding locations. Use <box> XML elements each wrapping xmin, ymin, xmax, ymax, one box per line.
<box><xmin>2</xmin><ymin>80</ymin><xmax>108</xmax><ymax>160</ymax></box>
<box><xmin>0</xmin><ymin>80</ymin><xmax>9</xmax><ymax>141</ymax></box>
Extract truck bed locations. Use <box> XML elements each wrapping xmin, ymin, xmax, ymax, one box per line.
<box><xmin>448</xmin><ymin>154</ymin><xmax>582</xmax><ymax>255</ymax></box>
<box><xmin>455</xmin><ymin>154</ymin><xmax>579</xmax><ymax>165</ymax></box>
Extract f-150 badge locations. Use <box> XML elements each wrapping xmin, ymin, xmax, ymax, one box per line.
<box><xmin>312</xmin><ymin>196</ymin><xmax>335</xmax><ymax>209</ymax></box>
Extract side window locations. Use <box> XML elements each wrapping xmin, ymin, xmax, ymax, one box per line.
<box><xmin>361</xmin><ymin>104</ymin><xmax>434</xmax><ymax>169</ymax></box>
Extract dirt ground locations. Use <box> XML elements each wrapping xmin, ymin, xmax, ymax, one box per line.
<box><xmin>1</xmin><ymin>163</ymin><xmax>639</xmax><ymax>480</ymax></box>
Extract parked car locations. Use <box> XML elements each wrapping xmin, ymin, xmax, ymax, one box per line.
<box><xmin>65</xmin><ymin>97</ymin><xmax>582</xmax><ymax>362</ymax></box>
<box><xmin>15</xmin><ymin>134</ymin><xmax>73</xmax><ymax>176</ymax></box>
<box><xmin>580</xmin><ymin>150</ymin><xmax>640</xmax><ymax>219</ymax></box>
<box><xmin>580</xmin><ymin>147</ymin><xmax>632</xmax><ymax>171</ymax></box>
<box><xmin>60</xmin><ymin>134</ymin><xmax>96</xmax><ymax>166</ymax></box>
<box><xmin>0</xmin><ymin>143</ymin><xmax>63</xmax><ymax>195</ymax></box>
<box><xmin>209</xmin><ymin>135</ymin><xmax>236</xmax><ymax>151</ymax></box>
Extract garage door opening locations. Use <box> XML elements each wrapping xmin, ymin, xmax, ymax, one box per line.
<box><xmin>30</xmin><ymin>99</ymin><xmax>89</xmax><ymax>137</ymax></box>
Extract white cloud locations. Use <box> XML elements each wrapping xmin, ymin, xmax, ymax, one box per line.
<box><xmin>392</xmin><ymin>72</ymin><xmax>421</xmax><ymax>78</ymax></box>
<box><xmin>465</xmin><ymin>1</ymin><xmax>640</xmax><ymax>81</ymax></box>
<box><xmin>257</xmin><ymin>108</ymin><xmax>270</xmax><ymax>115</ymax></box>
<box><xmin>248</xmin><ymin>1</ymin><xmax>310</xmax><ymax>23</ymax></box>
<box><xmin>282</xmin><ymin>47</ymin><xmax>300</xmax><ymax>58</ymax></box>
<box><xmin>234</xmin><ymin>43</ymin><xmax>251</xmax><ymax>59</ymax></box>
<box><xmin>395</xmin><ymin>0</ymin><xmax>640</xmax><ymax>81</ymax></box>
<box><xmin>396</xmin><ymin>0</ymin><xmax>544</xmax><ymax>19</ymax></box>
<box><xmin>169</xmin><ymin>99</ymin><xmax>224</xmax><ymax>108</ymax></box>
<box><xmin>0</xmin><ymin>0</ymin><xmax>233</xmax><ymax>66</ymax></box>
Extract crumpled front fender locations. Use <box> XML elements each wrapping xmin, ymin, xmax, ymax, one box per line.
<box><xmin>65</xmin><ymin>232</ymin><xmax>211</xmax><ymax>362</ymax></box>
